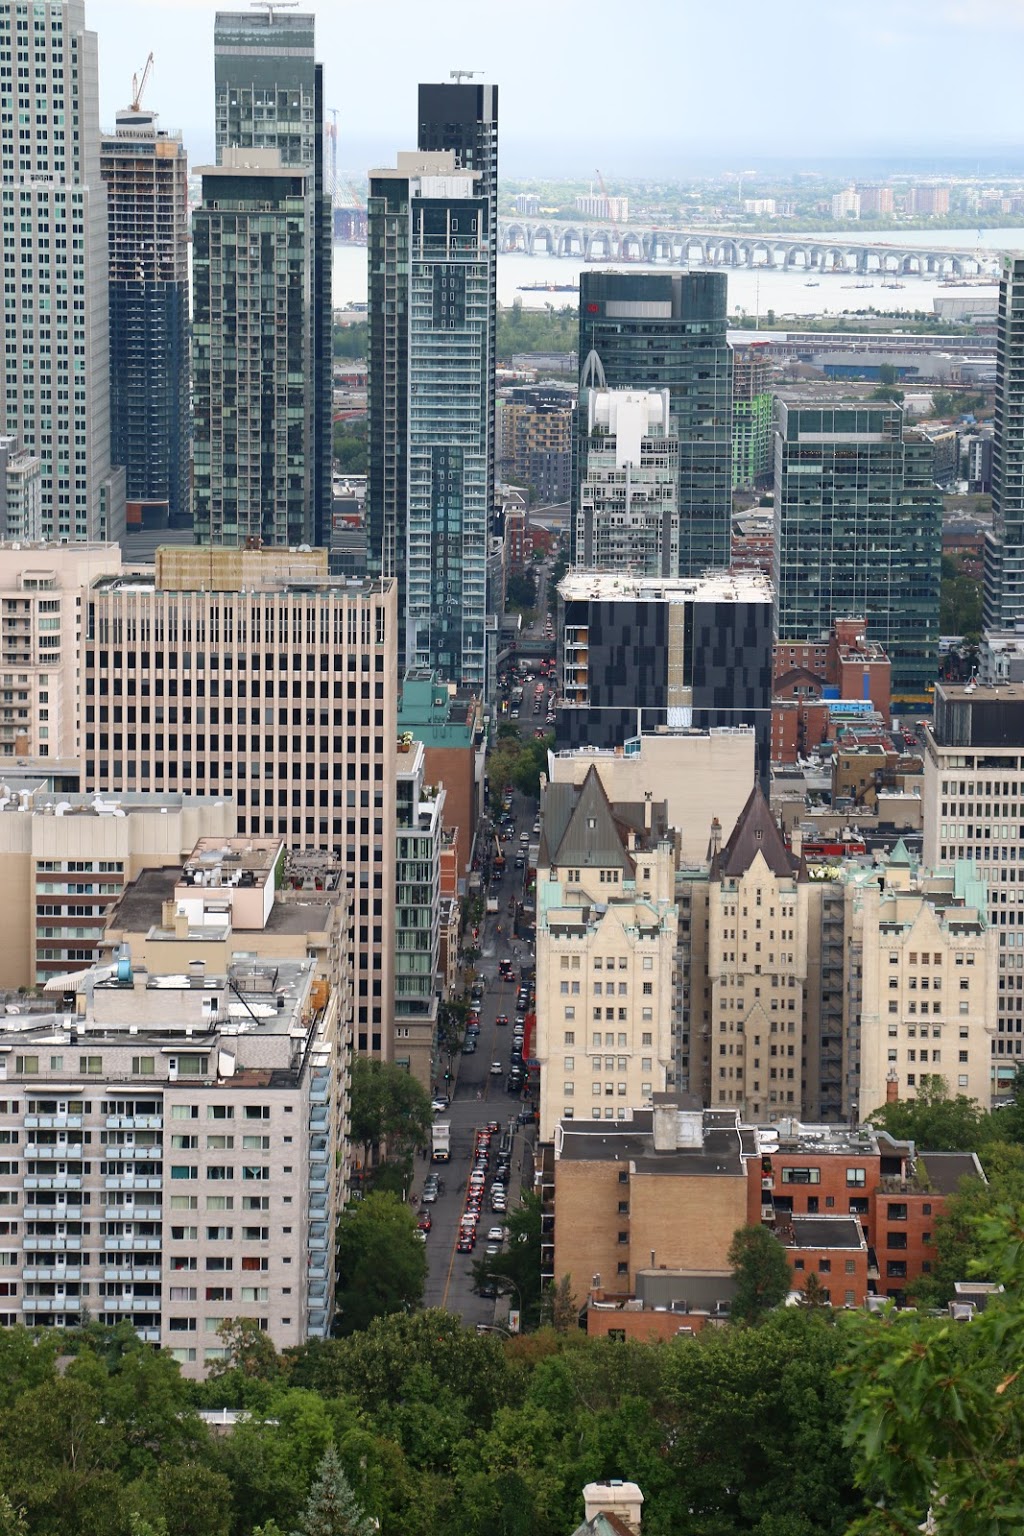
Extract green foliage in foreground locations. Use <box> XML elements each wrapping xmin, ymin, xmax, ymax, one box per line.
<box><xmin>3</xmin><ymin>1209</ymin><xmax>1024</xmax><ymax>1536</ymax></box>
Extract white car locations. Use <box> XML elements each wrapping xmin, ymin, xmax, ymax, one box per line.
<box><xmin>486</xmin><ymin>1226</ymin><xmax>505</xmax><ymax>1242</ymax></box>
<box><xmin>519</xmin><ymin>830</ymin><xmax>529</xmax><ymax>842</ymax></box>
<box><xmin>489</xmin><ymin>1060</ymin><xmax>503</xmax><ymax>1076</ymax></box>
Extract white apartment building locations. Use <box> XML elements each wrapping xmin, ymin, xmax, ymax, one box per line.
<box><xmin>0</xmin><ymin>1</ymin><xmax>125</xmax><ymax>540</ymax></box>
<box><xmin>0</xmin><ymin>437</ymin><xmax>43</xmax><ymax>542</ymax></box>
<box><xmin>575</xmin><ymin>388</ymin><xmax>679</xmax><ymax>576</ymax></box>
<box><xmin>0</xmin><ymin>787</ymin><xmax>234</xmax><ymax>988</ymax></box>
<box><xmin>82</xmin><ymin>547</ymin><xmax>398</xmax><ymax>1059</ymax></box>
<box><xmin>922</xmin><ymin>681</ymin><xmax>1024</xmax><ymax>1092</ymax></box>
<box><xmin>0</xmin><ymin>954</ymin><xmax>344</xmax><ymax>1374</ymax></box>
<box><xmin>535</xmin><ymin>767</ymin><xmax>678</xmax><ymax>1142</ymax></box>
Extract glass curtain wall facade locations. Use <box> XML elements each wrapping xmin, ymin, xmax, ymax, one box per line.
<box><xmin>367</xmin><ymin>157</ymin><xmax>490</xmax><ymax>689</ymax></box>
<box><xmin>577</xmin><ymin>271</ymin><xmax>733</xmax><ymax>575</ymax></box>
<box><xmin>773</xmin><ymin>402</ymin><xmax>941</xmax><ymax>701</ymax></box>
<box><xmin>984</xmin><ymin>257</ymin><xmax>1024</xmax><ymax>630</ymax></box>
<box><xmin>211</xmin><ymin>11</ymin><xmax>330</xmax><ymax>544</ymax></box>
<box><xmin>100</xmin><ymin>110</ymin><xmax>189</xmax><ymax>528</ymax></box>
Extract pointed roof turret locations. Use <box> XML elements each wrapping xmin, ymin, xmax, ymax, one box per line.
<box><xmin>550</xmin><ymin>764</ymin><xmax>634</xmax><ymax>877</ymax></box>
<box><xmin>714</xmin><ymin>784</ymin><xmax>802</xmax><ymax>882</ymax></box>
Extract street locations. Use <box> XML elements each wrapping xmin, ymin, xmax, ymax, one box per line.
<box><xmin>414</xmin><ymin>787</ymin><xmax>537</xmax><ymax>1329</ymax></box>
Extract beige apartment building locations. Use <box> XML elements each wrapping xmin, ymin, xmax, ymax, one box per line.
<box><xmin>535</xmin><ymin>768</ymin><xmax>678</xmax><ymax>1143</ymax></box>
<box><xmin>81</xmin><ymin>547</ymin><xmax>398</xmax><ymax>1058</ymax></box>
<box><xmin>0</xmin><ymin>789</ymin><xmax>235</xmax><ymax>989</ymax></box>
<box><xmin>704</xmin><ymin>788</ymin><xmax>837</xmax><ymax>1123</ymax></box>
<box><xmin>844</xmin><ymin>847</ymin><xmax>997</xmax><ymax>1117</ymax></box>
<box><xmin>0</xmin><ymin>953</ymin><xmax>344</xmax><ymax>1374</ymax></box>
<box><xmin>547</xmin><ymin>728</ymin><xmax>756</xmax><ymax>868</ymax></box>
<box><xmin>0</xmin><ymin>541</ymin><xmax>123</xmax><ymax>762</ymax></box>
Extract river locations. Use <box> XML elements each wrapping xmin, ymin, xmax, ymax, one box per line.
<box><xmin>334</xmin><ymin>227</ymin><xmax>1024</xmax><ymax>323</ymax></box>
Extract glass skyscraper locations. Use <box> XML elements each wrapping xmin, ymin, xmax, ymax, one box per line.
<box><xmin>201</xmin><ymin>9</ymin><xmax>331</xmax><ymax>545</ymax></box>
<box><xmin>100</xmin><ymin>107</ymin><xmax>189</xmax><ymax>529</ymax></box>
<box><xmin>773</xmin><ymin>401</ymin><xmax>941</xmax><ymax>701</ymax></box>
<box><xmin>367</xmin><ymin>153</ymin><xmax>491</xmax><ymax>689</ymax></box>
<box><xmin>576</xmin><ymin>271</ymin><xmax>733</xmax><ymax>575</ymax></box>
<box><xmin>0</xmin><ymin>0</ymin><xmax>125</xmax><ymax>541</ymax></box>
<box><xmin>984</xmin><ymin>256</ymin><xmax>1024</xmax><ymax>630</ymax></box>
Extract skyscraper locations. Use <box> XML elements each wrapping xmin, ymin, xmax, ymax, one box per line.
<box><xmin>100</xmin><ymin>105</ymin><xmax>189</xmax><ymax>529</ymax></box>
<box><xmin>366</xmin><ymin>150</ymin><xmax>491</xmax><ymax>689</ymax></box>
<box><xmin>574</xmin><ymin>380</ymin><xmax>679</xmax><ymax>575</ymax></box>
<box><xmin>984</xmin><ymin>256</ymin><xmax>1024</xmax><ymax>630</ymax></box>
<box><xmin>205</xmin><ymin>9</ymin><xmax>331</xmax><ymax>544</ymax></box>
<box><xmin>577</xmin><ymin>271</ymin><xmax>733</xmax><ymax>575</ymax></box>
<box><xmin>773</xmin><ymin>401</ymin><xmax>941</xmax><ymax>701</ymax></box>
<box><xmin>192</xmin><ymin>149</ymin><xmax>315</xmax><ymax>547</ymax></box>
<box><xmin>0</xmin><ymin>0</ymin><xmax>125</xmax><ymax>541</ymax></box>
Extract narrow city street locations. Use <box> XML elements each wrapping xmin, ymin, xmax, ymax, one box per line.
<box><xmin>416</xmin><ymin>789</ymin><xmax>537</xmax><ymax>1329</ymax></box>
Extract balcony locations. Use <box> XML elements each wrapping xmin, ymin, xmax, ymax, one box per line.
<box><xmin>136</xmin><ymin>1327</ymin><xmax>161</xmax><ymax>1343</ymax></box>
<box><xmin>308</xmin><ymin>1192</ymin><xmax>327</xmax><ymax>1216</ymax></box>
<box><xmin>25</xmin><ymin>1143</ymin><xmax>84</xmax><ymax>1159</ymax></box>
<box><xmin>26</xmin><ymin>1204</ymin><xmax>83</xmax><ymax>1221</ymax></box>
<box><xmin>104</xmin><ymin>1204</ymin><xmax>161</xmax><ymax>1222</ymax></box>
<box><xmin>106</xmin><ymin>1114</ymin><xmax>163</xmax><ymax>1130</ymax></box>
<box><xmin>22</xmin><ymin>1236</ymin><xmax>82</xmax><ymax>1252</ymax></box>
<box><xmin>103</xmin><ymin>1235</ymin><xmax>162</xmax><ymax>1251</ymax></box>
<box><xmin>24</xmin><ymin>1115</ymin><xmax>83</xmax><ymax>1130</ymax></box>
<box><xmin>23</xmin><ymin>1175</ymin><xmax>82</xmax><ymax>1191</ymax></box>
<box><xmin>103</xmin><ymin>1295</ymin><xmax>161</xmax><ymax>1313</ymax></box>
<box><xmin>308</xmin><ymin>1259</ymin><xmax>330</xmax><ymax>1282</ymax></box>
<box><xmin>309</xmin><ymin>1076</ymin><xmax>330</xmax><ymax>1106</ymax></box>
<box><xmin>22</xmin><ymin>1266</ymin><xmax>81</xmax><ymax>1282</ymax></box>
<box><xmin>308</xmin><ymin>1222</ymin><xmax>329</xmax><ymax>1251</ymax></box>
<box><xmin>103</xmin><ymin>1146</ymin><xmax>162</xmax><ymax>1161</ymax></box>
<box><xmin>21</xmin><ymin>1297</ymin><xmax>80</xmax><ymax>1313</ymax></box>
<box><xmin>104</xmin><ymin>1175</ymin><xmax>162</xmax><ymax>1191</ymax></box>
<box><xmin>307</xmin><ymin>1279</ymin><xmax>329</xmax><ymax>1304</ymax></box>
<box><xmin>307</xmin><ymin>1310</ymin><xmax>330</xmax><ymax>1340</ymax></box>
<box><xmin>309</xmin><ymin>1104</ymin><xmax>329</xmax><ymax>1131</ymax></box>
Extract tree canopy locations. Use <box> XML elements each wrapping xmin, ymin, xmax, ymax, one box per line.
<box><xmin>335</xmin><ymin>1191</ymin><xmax>428</xmax><ymax>1335</ymax></box>
<box><xmin>728</xmin><ymin>1223</ymin><xmax>793</xmax><ymax>1324</ymax></box>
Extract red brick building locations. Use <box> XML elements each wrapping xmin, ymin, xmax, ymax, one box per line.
<box><xmin>771</xmin><ymin>619</ymin><xmax>892</xmax><ymax>764</ymax></box>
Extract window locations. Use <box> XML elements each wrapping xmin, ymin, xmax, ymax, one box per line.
<box><xmin>887</xmin><ymin>1232</ymin><xmax>908</xmax><ymax>1250</ymax></box>
<box><xmin>818</xmin><ymin>1260</ymin><xmax>831</xmax><ymax>1273</ymax></box>
<box><xmin>781</xmin><ymin>1166</ymin><xmax>820</xmax><ymax>1185</ymax></box>
<box><xmin>846</xmin><ymin>1168</ymin><xmax>866</xmax><ymax>1187</ymax></box>
<box><xmin>131</xmin><ymin>1056</ymin><xmax>155</xmax><ymax>1075</ymax></box>
<box><xmin>887</xmin><ymin>1203</ymin><xmax>908</xmax><ymax>1221</ymax></box>
<box><xmin>242</xmin><ymin>1165</ymin><xmax>269</xmax><ymax>1181</ymax></box>
<box><xmin>171</xmin><ymin>1165</ymin><xmax>198</xmax><ymax>1180</ymax></box>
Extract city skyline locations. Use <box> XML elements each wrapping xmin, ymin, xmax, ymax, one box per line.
<box><xmin>87</xmin><ymin>0</ymin><xmax>1024</xmax><ymax>177</ymax></box>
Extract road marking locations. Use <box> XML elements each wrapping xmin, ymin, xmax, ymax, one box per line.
<box><xmin>440</xmin><ymin>1213</ymin><xmax>460</xmax><ymax>1309</ymax></box>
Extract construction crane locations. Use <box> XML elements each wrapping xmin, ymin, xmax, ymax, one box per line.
<box><xmin>595</xmin><ymin>167</ymin><xmax>621</xmax><ymax>237</ymax></box>
<box><xmin>449</xmin><ymin>69</ymin><xmax>482</xmax><ymax>84</ymax></box>
<box><xmin>130</xmin><ymin>52</ymin><xmax>154</xmax><ymax>113</ymax></box>
<box><xmin>250</xmin><ymin>0</ymin><xmax>299</xmax><ymax>19</ymax></box>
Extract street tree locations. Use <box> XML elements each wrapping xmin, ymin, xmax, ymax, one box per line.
<box><xmin>335</xmin><ymin>1191</ymin><xmax>427</xmax><ymax>1334</ymax></box>
<box><xmin>727</xmin><ymin>1223</ymin><xmax>792</xmax><ymax>1325</ymax></box>
<box><xmin>349</xmin><ymin>1056</ymin><xmax>432</xmax><ymax>1171</ymax></box>
<box><xmin>295</xmin><ymin>1445</ymin><xmax>377</xmax><ymax>1536</ymax></box>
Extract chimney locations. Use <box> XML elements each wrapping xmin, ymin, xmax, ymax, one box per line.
<box><xmin>652</xmin><ymin>1102</ymin><xmax>678</xmax><ymax>1152</ymax></box>
<box><xmin>791</xmin><ymin>827</ymin><xmax>803</xmax><ymax>859</ymax></box>
<box><xmin>707</xmin><ymin>816</ymin><xmax>722</xmax><ymax>859</ymax></box>
<box><xmin>886</xmin><ymin>1070</ymin><xmax>900</xmax><ymax>1103</ymax></box>
<box><xmin>174</xmin><ymin>905</ymin><xmax>188</xmax><ymax>940</ymax></box>
<box><xmin>583</xmin><ymin>1482</ymin><xmax>644</xmax><ymax>1534</ymax></box>
<box><xmin>643</xmin><ymin>790</ymin><xmax>652</xmax><ymax>832</ymax></box>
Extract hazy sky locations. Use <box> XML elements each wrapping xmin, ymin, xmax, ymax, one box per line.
<box><xmin>86</xmin><ymin>0</ymin><xmax>1024</xmax><ymax>178</ymax></box>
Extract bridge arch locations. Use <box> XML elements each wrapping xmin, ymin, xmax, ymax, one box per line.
<box><xmin>784</xmin><ymin>244</ymin><xmax>809</xmax><ymax>269</ymax></box>
<box><xmin>502</xmin><ymin>221</ymin><xmax>528</xmax><ymax>254</ymax></box>
<box><xmin>555</xmin><ymin>225</ymin><xmax>584</xmax><ymax>257</ymax></box>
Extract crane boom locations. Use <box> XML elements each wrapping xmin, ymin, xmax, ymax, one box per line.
<box><xmin>130</xmin><ymin>51</ymin><xmax>154</xmax><ymax>113</ymax></box>
<box><xmin>595</xmin><ymin>167</ymin><xmax>621</xmax><ymax>236</ymax></box>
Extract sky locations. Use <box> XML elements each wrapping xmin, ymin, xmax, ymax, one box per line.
<box><xmin>86</xmin><ymin>0</ymin><xmax>1024</xmax><ymax>179</ymax></box>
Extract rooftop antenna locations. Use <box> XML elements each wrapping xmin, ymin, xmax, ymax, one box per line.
<box><xmin>450</xmin><ymin>69</ymin><xmax>482</xmax><ymax>83</ymax></box>
<box><xmin>130</xmin><ymin>51</ymin><xmax>154</xmax><ymax>113</ymax></box>
<box><xmin>251</xmin><ymin>0</ymin><xmax>299</xmax><ymax>20</ymax></box>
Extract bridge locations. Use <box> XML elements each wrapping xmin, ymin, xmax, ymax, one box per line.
<box><xmin>496</xmin><ymin>220</ymin><xmax>991</xmax><ymax>278</ymax></box>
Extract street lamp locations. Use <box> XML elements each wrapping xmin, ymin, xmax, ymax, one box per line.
<box><xmin>488</xmin><ymin>1272</ymin><xmax>523</xmax><ymax>1310</ymax></box>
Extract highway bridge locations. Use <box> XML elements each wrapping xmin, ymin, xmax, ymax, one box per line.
<box><xmin>497</xmin><ymin>220</ymin><xmax>992</xmax><ymax>277</ymax></box>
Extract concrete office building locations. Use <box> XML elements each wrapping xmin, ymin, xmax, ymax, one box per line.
<box><xmin>81</xmin><ymin>546</ymin><xmax>398</xmax><ymax>1059</ymax></box>
<box><xmin>0</xmin><ymin>789</ymin><xmax>234</xmax><ymax>989</ymax></box>
<box><xmin>394</xmin><ymin>741</ymin><xmax>444</xmax><ymax>1090</ymax></box>
<box><xmin>577</xmin><ymin>272</ymin><xmax>733</xmax><ymax>576</ymax></box>
<box><xmin>100</xmin><ymin>105</ymin><xmax>189</xmax><ymax>531</ymax></box>
<box><xmin>535</xmin><ymin>768</ymin><xmax>678</xmax><ymax>1142</ymax></box>
<box><xmin>984</xmin><ymin>258</ymin><xmax>1024</xmax><ymax>630</ymax></box>
<box><xmin>0</xmin><ymin>0</ymin><xmax>125</xmax><ymax>542</ymax></box>
<box><xmin>574</xmin><ymin>386</ymin><xmax>679</xmax><ymax>576</ymax></box>
<box><xmin>0</xmin><ymin>953</ymin><xmax>344</xmax><ymax>1371</ymax></box>
<box><xmin>0</xmin><ymin>541</ymin><xmax>122</xmax><ymax>763</ymax></box>
<box><xmin>922</xmin><ymin>680</ymin><xmax>1024</xmax><ymax>1091</ymax></box>
<box><xmin>213</xmin><ymin>9</ymin><xmax>332</xmax><ymax>545</ymax></box>
<box><xmin>555</xmin><ymin>570</ymin><xmax>773</xmax><ymax>790</ymax></box>
<box><xmin>843</xmin><ymin>850</ymin><xmax>997</xmax><ymax>1119</ymax></box>
<box><xmin>192</xmin><ymin>150</ymin><xmax>316</xmax><ymax>547</ymax></box>
<box><xmin>0</xmin><ymin>437</ymin><xmax>43</xmax><ymax>542</ymax></box>
<box><xmin>367</xmin><ymin>150</ymin><xmax>491</xmax><ymax>689</ymax></box>
<box><xmin>773</xmin><ymin>402</ymin><xmax>941</xmax><ymax>702</ymax></box>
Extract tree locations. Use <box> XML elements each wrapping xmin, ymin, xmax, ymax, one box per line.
<box><xmin>207</xmin><ymin>1317</ymin><xmax>284</xmax><ymax>1383</ymax></box>
<box><xmin>471</xmin><ymin>1191</ymin><xmax>544</xmax><ymax>1328</ymax></box>
<box><xmin>349</xmin><ymin>1056</ymin><xmax>433</xmax><ymax>1170</ymax></box>
<box><xmin>841</xmin><ymin>1208</ymin><xmax>1024</xmax><ymax>1536</ymax></box>
<box><xmin>505</xmin><ymin>570</ymin><xmax>537</xmax><ymax>611</ymax></box>
<box><xmin>335</xmin><ymin>1191</ymin><xmax>427</xmax><ymax>1334</ymax></box>
<box><xmin>332</xmin><ymin>418</ymin><xmax>367</xmax><ymax>475</ymax></box>
<box><xmin>910</xmin><ymin>1141</ymin><xmax>1024</xmax><ymax>1308</ymax></box>
<box><xmin>867</xmin><ymin>1074</ymin><xmax>988</xmax><ymax>1152</ymax></box>
<box><xmin>727</xmin><ymin>1224</ymin><xmax>792</xmax><ymax>1324</ymax></box>
<box><xmin>295</xmin><ymin>1445</ymin><xmax>377</xmax><ymax>1536</ymax></box>
<box><xmin>541</xmin><ymin>1275</ymin><xmax>580</xmax><ymax>1334</ymax></box>
<box><xmin>800</xmin><ymin>1272</ymin><xmax>829</xmax><ymax>1310</ymax></box>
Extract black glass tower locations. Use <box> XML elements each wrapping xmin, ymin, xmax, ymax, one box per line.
<box><xmin>577</xmin><ymin>271</ymin><xmax>733</xmax><ymax>575</ymax></box>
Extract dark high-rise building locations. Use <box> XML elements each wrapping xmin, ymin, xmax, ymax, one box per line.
<box><xmin>366</xmin><ymin>152</ymin><xmax>491</xmax><ymax>690</ymax></box>
<box><xmin>418</xmin><ymin>84</ymin><xmax>498</xmax><ymax>581</ymax></box>
<box><xmin>100</xmin><ymin>107</ymin><xmax>190</xmax><ymax>529</ymax></box>
<box><xmin>555</xmin><ymin>569</ymin><xmax>773</xmax><ymax>789</ymax></box>
<box><xmin>210</xmin><ymin>10</ymin><xmax>331</xmax><ymax>544</ymax></box>
<box><xmin>577</xmin><ymin>271</ymin><xmax>733</xmax><ymax>575</ymax></box>
<box><xmin>773</xmin><ymin>401</ymin><xmax>941</xmax><ymax>702</ymax></box>
<box><xmin>984</xmin><ymin>256</ymin><xmax>1024</xmax><ymax>630</ymax></box>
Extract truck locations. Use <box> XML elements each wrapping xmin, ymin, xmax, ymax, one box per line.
<box><xmin>431</xmin><ymin>1121</ymin><xmax>451</xmax><ymax>1163</ymax></box>
<box><xmin>486</xmin><ymin>897</ymin><xmax>499</xmax><ymax>915</ymax></box>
